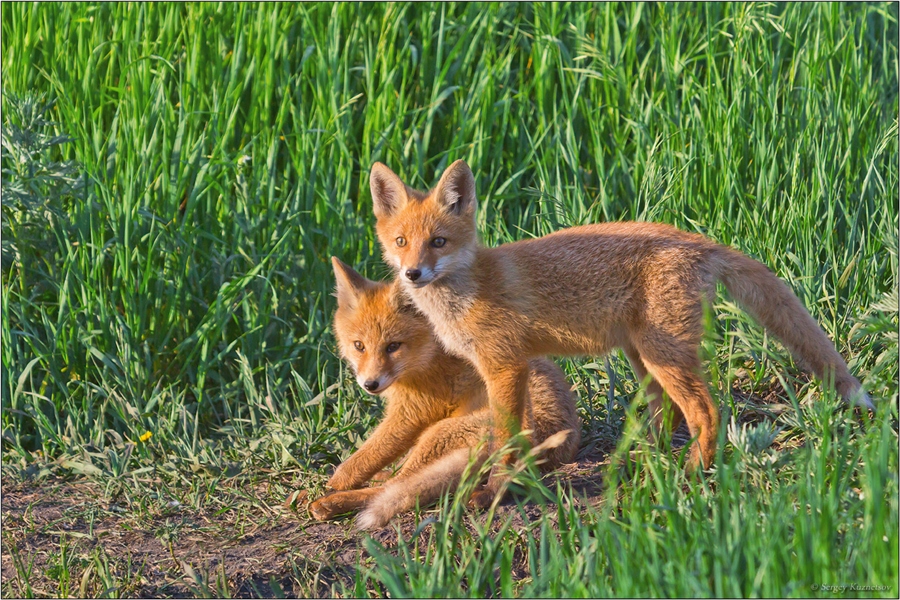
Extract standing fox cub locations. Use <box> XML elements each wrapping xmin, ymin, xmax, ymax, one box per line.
<box><xmin>369</xmin><ymin>159</ymin><xmax>873</xmax><ymax>504</ymax></box>
<box><xmin>308</xmin><ymin>257</ymin><xmax>579</xmax><ymax>529</ymax></box>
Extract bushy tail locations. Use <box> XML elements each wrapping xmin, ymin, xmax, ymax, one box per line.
<box><xmin>714</xmin><ymin>247</ymin><xmax>872</xmax><ymax>409</ymax></box>
<box><xmin>355</xmin><ymin>448</ymin><xmax>487</xmax><ymax>530</ymax></box>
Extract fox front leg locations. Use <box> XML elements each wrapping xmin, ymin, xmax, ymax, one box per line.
<box><xmin>468</xmin><ymin>362</ymin><xmax>530</xmax><ymax>509</ymax></box>
<box><xmin>328</xmin><ymin>413</ymin><xmax>423</xmax><ymax>490</ymax></box>
<box><xmin>309</xmin><ymin>488</ymin><xmax>383</xmax><ymax>521</ymax></box>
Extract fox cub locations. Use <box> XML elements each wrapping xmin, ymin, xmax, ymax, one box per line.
<box><xmin>368</xmin><ymin>159</ymin><xmax>873</xmax><ymax>503</ymax></box>
<box><xmin>308</xmin><ymin>257</ymin><xmax>579</xmax><ymax>529</ymax></box>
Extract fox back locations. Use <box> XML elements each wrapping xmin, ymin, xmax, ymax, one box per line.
<box><xmin>368</xmin><ymin>160</ymin><xmax>870</xmax><ymax>474</ymax></box>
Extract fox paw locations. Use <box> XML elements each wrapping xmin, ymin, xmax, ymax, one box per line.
<box><xmin>467</xmin><ymin>487</ymin><xmax>497</xmax><ymax>510</ymax></box>
<box><xmin>283</xmin><ymin>489</ymin><xmax>309</xmax><ymax>511</ymax></box>
<box><xmin>308</xmin><ymin>496</ymin><xmax>337</xmax><ymax>521</ymax></box>
<box><xmin>309</xmin><ymin>494</ymin><xmax>358</xmax><ymax>521</ymax></box>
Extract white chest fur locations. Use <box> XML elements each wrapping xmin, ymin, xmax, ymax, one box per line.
<box><xmin>408</xmin><ymin>283</ymin><xmax>477</xmax><ymax>360</ymax></box>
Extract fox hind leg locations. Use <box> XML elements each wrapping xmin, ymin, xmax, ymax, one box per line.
<box><xmin>623</xmin><ymin>343</ymin><xmax>683</xmax><ymax>442</ymax></box>
<box><xmin>396</xmin><ymin>412</ymin><xmax>489</xmax><ymax>476</ymax></box>
<box><xmin>632</xmin><ymin>336</ymin><xmax>719</xmax><ymax>470</ymax></box>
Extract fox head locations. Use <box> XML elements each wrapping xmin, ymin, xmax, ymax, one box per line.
<box><xmin>331</xmin><ymin>257</ymin><xmax>440</xmax><ymax>394</ymax></box>
<box><xmin>369</xmin><ymin>160</ymin><xmax>478</xmax><ymax>287</ymax></box>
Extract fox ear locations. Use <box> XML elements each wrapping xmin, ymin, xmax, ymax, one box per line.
<box><xmin>433</xmin><ymin>159</ymin><xmax>477</xmax><ymax>217</ymax></box>
<box><xmin>370</xmin><ymin>162</ymin><xmax>409</xmax><ymax>219</ymax></box>
<box><xmin>331</xmin><ymin>256</ymin><xmax>373</xmax><ymax>308</ymax></box>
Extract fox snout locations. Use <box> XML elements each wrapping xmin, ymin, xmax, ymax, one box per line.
<box><xmin>402</xmin><ymin>265</ymin><xmax>437</xmax><ymax>286</ymax></box>
<box><xmin>357</xmin><ymin>374</ymin><xmax>394</xmax><ymax>394</ymax></box>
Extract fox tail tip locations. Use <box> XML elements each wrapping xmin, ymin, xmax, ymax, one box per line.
<box><xmin>855</xmin><ymin>390</ymin><xmax>875</xmax><ymax>411</ymax></box>
<box><xmin>355</xmin><ymin>508</ymin><xmax>389</xmax><ymax>531</ymax></box>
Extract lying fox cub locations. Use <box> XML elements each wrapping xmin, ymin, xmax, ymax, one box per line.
<box><xmin>368</xmin><ymin>159</ymin><xmax>873</xmax><ymax>505</ymax></box>
<box><xmin>307</xmin><ymin>257</ymin><xmax>579</xmax><ymax>529</ymax></box>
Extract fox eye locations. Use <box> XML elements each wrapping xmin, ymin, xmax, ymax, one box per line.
<box><xmin>386</xmin><ymin>342</ymin><xmax>401</xmax><ymax>354</ymax></box>
<box><xmin>396</xmin><ymin>237</ymin><xmax>407</xmax><ymax>247</ymax></box>
<box><xmin>431</xmin><ymin>237</ymin><xmax>446</xmax><ymax>248</ymax></box>
<box><xmin>353</xmin><ymin>341</ymin><xmax>365</xmax><ymax>352</ymax></box>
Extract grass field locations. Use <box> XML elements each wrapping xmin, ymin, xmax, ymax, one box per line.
<box><xmin>1</xmin><ymin>2</ymin><xmax>898</xmax><ymax>597</ymax></box>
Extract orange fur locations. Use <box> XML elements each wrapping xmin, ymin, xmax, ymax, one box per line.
<box><xmin>369</xmin><ymin>159</ymin><xmax>872</xmax><ymax>497</ymax></box>
<box><xmin>307</xmin><ymin>258</ymin><xmax>579</xmax><ymax>528</ymax></box>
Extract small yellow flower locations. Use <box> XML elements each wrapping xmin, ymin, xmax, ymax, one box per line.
<box><xmin>139</xmin><ymin>431</ymin><xmax>153</xmax><ymax>442</ymax></box>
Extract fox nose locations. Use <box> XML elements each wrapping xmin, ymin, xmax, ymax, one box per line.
<box><xmin>363</xmin><ymin>379</ymin><xmax>380</xmax><ymax>392</ymax></box>
<box><xmin>405</xmin><ymin>268</ymin><xmax>421</xmax><ymax>282</ymax></box>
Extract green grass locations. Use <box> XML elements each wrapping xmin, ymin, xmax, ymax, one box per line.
<box><xmin>1</xmin><ymin>2</ymin><xmax>898</xmax><ymax>598</ymax></box>
<box><xmin>357</xmin><ymin>395</ymin><xmax>898</xmax><ymax>598</ymax></box>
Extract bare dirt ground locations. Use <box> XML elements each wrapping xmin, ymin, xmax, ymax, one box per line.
<box><xmin>0</xmin><ymin>446</ymin><xmax>624</xmax><ymax>598</ymax></box>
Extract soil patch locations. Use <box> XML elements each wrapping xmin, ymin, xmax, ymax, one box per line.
<box><xmin>0</xmin><ymin>448</ymin><xmax>616</xmax><ymax>598</ymax></box>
